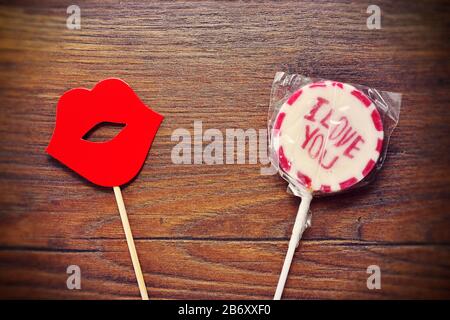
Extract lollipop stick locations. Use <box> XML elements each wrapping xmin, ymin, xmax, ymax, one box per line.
<box><xmin>274</xmin><ymin>193</ymin><xmax>312</xmax><ymax>300</ymax></box>
<box><xmin>113</xmin><ymin>186</ymin><xmax>149</xmax><ymax>300</ymax></box>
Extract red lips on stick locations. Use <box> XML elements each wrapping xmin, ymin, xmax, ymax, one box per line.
<box><xmin>47</xmin><ymin>78</ymin><xmax>164</xmax><ymax>300</ymax></box>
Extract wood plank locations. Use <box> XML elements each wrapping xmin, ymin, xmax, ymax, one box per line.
<box><xmin>0</xmin><ymin>240</ymin><xmax>449</xmax><ymax>299</ymax></box>
<box><xmin>0</xmin><ymin>0</ymin><xmax>449</xmax><ymax>299</ymax></box>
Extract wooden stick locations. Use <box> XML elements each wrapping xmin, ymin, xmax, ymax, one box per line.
<box><xmin>113</xmin><ymin>186</ymin><xmax>149</xmax><ymax>300</ymax></box>
<box><xmin>274</xmin><ymin>193</ymin><xmax>312</xmax><ymax>300</ymax></box>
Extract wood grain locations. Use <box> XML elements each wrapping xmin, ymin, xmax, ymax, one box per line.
<box><xmin>0</xmin><ymin>0</ymin><xmax>449</xmax><ymax>299</ymax></box>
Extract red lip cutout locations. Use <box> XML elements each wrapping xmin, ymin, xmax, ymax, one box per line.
<box><xmin>46</xmin><ymin>78</ymin><xmax>164</xmax><ymax>187</ymax></box>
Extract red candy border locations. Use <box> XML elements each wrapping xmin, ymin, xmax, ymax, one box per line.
<box><xmin>277</xmin><ymin>81</ymin><xmax>384</xmax><ymax>193</ymax></box>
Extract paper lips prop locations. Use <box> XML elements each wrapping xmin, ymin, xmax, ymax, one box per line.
<box><xmin>47</xmin><ymin>78</ymin><xmax>163</xmax><ymax>187</ymax></box>
<box><xmin>47</xmin><ymin>78</ymin><xmax>164</xmax><ymax>300</ymax></box>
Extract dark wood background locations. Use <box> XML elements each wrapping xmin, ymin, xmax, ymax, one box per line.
<box><xmin>0</xmin><ymin>0</ymin><xmax>449</xmax><ymax>299</ymax></box>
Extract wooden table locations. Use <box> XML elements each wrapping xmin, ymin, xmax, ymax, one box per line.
<box><xmin>0</xmin><ymin>1</ymin><xmax>449</xmax><ymax>299</ymax></box>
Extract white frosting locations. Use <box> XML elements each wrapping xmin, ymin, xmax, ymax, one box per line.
<box><xmin>272</xmin><ymin>81</ymin><xmax>383</xmax><ymax>193</ymax></box>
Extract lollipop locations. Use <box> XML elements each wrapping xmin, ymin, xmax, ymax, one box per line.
<box><xmin>271</xmin><ymin>80</ymin><xmax>384</xmax><ymax>299</ymax></box>
<box><xmin>47</xmin><ymin>78</ymin><xmax>164</xmax><ymax>299</ymax></box>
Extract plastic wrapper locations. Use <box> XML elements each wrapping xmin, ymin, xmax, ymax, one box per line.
<box><xmin>268</xmin><ymin>72</ymin><xmax>401</xmax><ymax>198</ymax></box>
<box><xmin>269</xmin><ymin>72</ymin><xmax>402</xmax><ymax>300</ymax></box>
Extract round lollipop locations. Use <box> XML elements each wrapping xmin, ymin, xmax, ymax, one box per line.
<box><xmin>271</xmin><ymin>80</ymin><xmax>384</xmax><ymax>299</ymax></box>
